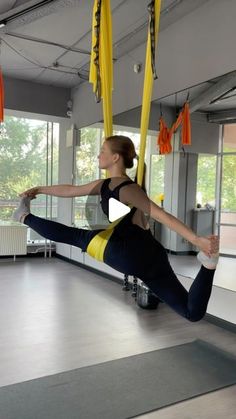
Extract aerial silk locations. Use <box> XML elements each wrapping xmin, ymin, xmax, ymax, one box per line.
<box><xmin>137</xmin><ymin>0</ymin><xmax>161</xmax><ymax>186</ymax></box>
<box><xmin>157</xmin><ymin>102</ymin><xmax>191</xmax><ymax>154</ymax></box>
<box><xmin>0</xmin><ymin>68</ymin><xmax>4</xmax><ymax>122</ymax></box>
<box><xmin>89</xmin><ymin>0</ymin><xmax>113</xmax><ymax>138</ymax></box>
<box><xmin>87</xmin><ymin>0</ymin><xmax>162</xmax><ymax>262</ymax></box>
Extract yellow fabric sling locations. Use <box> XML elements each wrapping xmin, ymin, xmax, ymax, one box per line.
<box><xmin>89</xmin><ymin>0</ymin><xmax>113</xmax><ymax>138</ymax></box>
<box><xmin>137</xmin><ymin>0</ymin><xmax>161</xmax><ymax>186</ymax></box>
<box><xmin>87</xmin><ymin>0</ymin><xmax>161</xmax><ymax>262</ymax></box>
<box><xmin>86</xmin><ymin>204</ymin><xmax>133</xmax><ymax>261</ymax></box>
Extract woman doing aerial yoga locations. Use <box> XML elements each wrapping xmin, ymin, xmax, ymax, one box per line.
<box><xmin>13</xmin><ymin>134</ymin><xmax>219</xmax><ymax>323</ymax></box>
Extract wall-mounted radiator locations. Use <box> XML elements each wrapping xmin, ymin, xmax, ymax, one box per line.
<box><xmin>0</xmin><ymin>221</ymin><xmax>27</xmax><ymax>256</ymax></box>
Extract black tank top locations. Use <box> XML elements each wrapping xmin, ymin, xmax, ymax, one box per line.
<box><xmin>100</xmin><ymin>178</ymin><xmax>137</xmax><ymax>225</ymax></box>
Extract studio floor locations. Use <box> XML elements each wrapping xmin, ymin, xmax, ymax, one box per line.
<box><xmin>0</xmin><ymin>256</ymin><xmax>235</xmax><ymax>418</ymax></box>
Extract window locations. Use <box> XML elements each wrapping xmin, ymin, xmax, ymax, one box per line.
<box><xmin>219</xmin><ymin>124</ymin><xmax>236</xmax><ymax>255</ymax></box>
<box><xmin>150</xmin><ymin>155</ymin><xmax>165</xmax><ymax>205</ymax></box>
<box><xmin>0</xmin><ymin>115</ymin><xmax>59</xmax><ymax>242</ymax></box>
<box><xmin>196</xmin><ymin>155</ymin><xmax>217</xmax><ymax>208</ymax></box>
<box><xmin>74</xmin><ymin>127</ymin><xmax>101</xmax><ymax>228</ymax></box>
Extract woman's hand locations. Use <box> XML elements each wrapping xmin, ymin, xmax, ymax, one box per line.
<box><xmin>195</xmin><ymin>235</ymin><xmax>219</xmax><ymax>256</ymax></box>
<box><xmin>20</xmin><ymin>186</ymin><xmax>41</xmax><ymax>199</ymax></box>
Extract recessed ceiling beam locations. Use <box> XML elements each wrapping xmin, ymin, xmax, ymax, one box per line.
<box><xmin>208</xmin><ymin>109</ymin><xmax>236</xmax><ymax>123</ymax></box>
<box><xmin>189</xmin><ymin>71</ymin><xmax>236</xmax><ymax>113</ymax></box>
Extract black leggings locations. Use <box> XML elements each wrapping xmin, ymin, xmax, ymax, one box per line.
<box><xmin>24</xmin><ymin>214</ymin><xmax>215</xmax><ymax>322</ymax></box>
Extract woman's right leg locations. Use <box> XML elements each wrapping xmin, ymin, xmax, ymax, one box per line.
<box><xmin>145</xmin><ymin>261</ymin><xmax>215</xmax><ymax>322</ymax></box>
<box><xmin>104</xmin><ymin>227</ymin><xmax>216</xmax><ymax>322</ymax></box>
<box><xmin>24</xmin><ymin>214</ymin><xmax>102</xmax><ymax>253</ymax></box>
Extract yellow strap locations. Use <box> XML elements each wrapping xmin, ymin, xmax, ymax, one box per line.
<box><xmin>86</xmin><ymin>206</ymin><xmax>133</xmax><ymax>261</ymax></box>
<box><xmin>137</xmin><ymin>0</ymin><xmax>161</xmax><ymax>186</ymax></box>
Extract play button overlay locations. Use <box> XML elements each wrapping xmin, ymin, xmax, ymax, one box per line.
<box><xmin>85</xmin><ymin>177</ymin><xmax>151</xmax><ymax>230</ymax></box>
<box><xmin>108</xmin><ymin>198</ymin><xmax>130</xmax><ymax>222</ymax></box>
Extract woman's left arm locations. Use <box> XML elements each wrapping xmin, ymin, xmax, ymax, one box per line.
<box><xmin>120</xmin><ymin>184</ymin><xmax>217</xmax><ymax>255</ymax></box>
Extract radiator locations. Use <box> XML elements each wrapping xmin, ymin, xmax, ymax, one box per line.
<box><xmin>0</xmin><ymin>221</ymin><xmax>27</xmax><ymax>256</ymax></box>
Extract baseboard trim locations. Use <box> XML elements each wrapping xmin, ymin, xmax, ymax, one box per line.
<box><xmin>166</xmin><ymin>250</ymin><xmax>197</xmax><ymax>256</ymax></box>
<box><xmin>204</xmin><ymin>313</ymin><xmax>236</xmax><ymax>333</ymax></box>
<box><xmin>0</xmin><ymin>252</ymin><xmax>55</xmax><ymax>260</ymax></box>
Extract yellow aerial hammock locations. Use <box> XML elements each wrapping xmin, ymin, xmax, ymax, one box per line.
<box><xmin>87</xmin><ymin>0</ymin><xmax>162</xmax><ymax>262</ymax></box>
<box><xmin>89</xmin><ymin>0</ymin><xmax>113</xmax><ymax>138</ymax></box>
<box><xmin>137</xmin><ymin>0</ymin><xmax>161</xmax><ymax>185</ymax></box>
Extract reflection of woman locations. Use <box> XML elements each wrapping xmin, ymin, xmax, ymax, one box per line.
<box><xmin>13</xmin><ymin>135</ymin><xmax>219</xmax><ymax>322</ymax></box>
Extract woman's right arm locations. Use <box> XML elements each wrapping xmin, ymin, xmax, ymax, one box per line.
<box><xmin>20</xmin><ymin>179</ymin><xmax>104</xmax><ymax>198</ymax></box>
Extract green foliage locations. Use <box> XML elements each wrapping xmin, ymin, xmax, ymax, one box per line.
<box><xmin>222</xmin><ymin>155</ymin><xmax>236</xmax><ymax>210</ymax></box>
<box><xmin>75</xmin><ymin>127</ymin><xmax>100</xmax><ymax>185</ymax></box>
<box><xmin>197</xmin><ymin>153</ymin><xmax>236</xmax><ymax>210</ymax></box>
<box><xmin>0</xmin><ymin>116</ymin><xmax>59</xmax><ymax>220</ymax></box>
<box><xmin>0</xmin><ymin>116</ymin><xmax>47</xmax><ymax>201</ymax></box>
<box><xmin>150</xmin><ymin>155</ymin><xmax>165</xmax><ymax>202</ymax></box>
<box><xmin>197</xmin><ymin>155</ymin><xmax>216</xmax><ymax>207</ymax></box>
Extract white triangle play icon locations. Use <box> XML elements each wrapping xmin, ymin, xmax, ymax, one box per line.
<box><xmin>108</xmin><ymin>198</ymin><xmax>131</xmax><ymax>222</ymax></box>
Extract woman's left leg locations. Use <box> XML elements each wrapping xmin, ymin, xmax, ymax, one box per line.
<box><xmin>13</xmin><ymin>197</ymin><xmax>102</xmax><ymax>251</ymax></box>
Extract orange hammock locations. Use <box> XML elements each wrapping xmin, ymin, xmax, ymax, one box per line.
<box><xmin>157</xmin><ymin>102</ymin><xmax>191</xmax><ymax>154</ymax></box>
<box><xmin>0</xmin><ymin>68</ymin><xmax>4</xmax><ymax>122</ymax></box>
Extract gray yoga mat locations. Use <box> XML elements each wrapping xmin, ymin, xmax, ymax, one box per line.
<box><xmin>0</xmin><ymin>340</ymin><xmax>236</xmax><ymax>419</ymax></box>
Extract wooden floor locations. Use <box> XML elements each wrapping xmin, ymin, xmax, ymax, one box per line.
<box><xmin>0</xmin><ymin>257</ymin><xmax>235</xmax><ymax>418</ymax></box>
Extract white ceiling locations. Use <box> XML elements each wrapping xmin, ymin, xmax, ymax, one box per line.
<box><xmin>0</xmin><ymin>0</ymin><xmax>235</xmax><ymax>115</ymax></box>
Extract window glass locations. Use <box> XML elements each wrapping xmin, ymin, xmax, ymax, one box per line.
<box><xmin>74</xmin><ymin>127</ymin><xmax>101</xmax><ymax>228</ymax></box>
<box><xmin>223</xmin><ymin>124</ymin><xmax>236</xmax><ymax>152</ymax></box>
<box><xmin>0</xmin><ymin>116</ymin><xmax>59</xmax><ymax>242</ymax></box>
<box><xmin>150</xmin><ymin>155</ymin><xmax>165</xmax><ymax>206</ymax></box>
<box><xmin>221</xmin><ymin>155</ymin><xmax>236</xmax><ymax>211</ymax></box>
<box><xmin>196</xmin><ymin>155</ymin><xmax>217</xmax><ymax>208</ymax></box>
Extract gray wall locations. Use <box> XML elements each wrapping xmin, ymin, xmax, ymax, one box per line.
<box><xmin>113</xmin><ymin>103</ymin><xmax>175</xmax><ymax>131</ymax></box>
<box><xmin>180</xmin><ymin>114</ymin><xmax>220</xmax><ymax>155</ymax></box>
<box><xmin>4</xmin><ymin>77</ymin><xmax>71</xmax><ymax>118</ymax></box>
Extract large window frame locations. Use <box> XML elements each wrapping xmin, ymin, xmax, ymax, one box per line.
<box><xmin>1</xmin><ymin>110</ymin><xmax>60</xmax><ymax>255</ymax></box>
<box><xmin>215</xmin><ymin>124</ymin><xmax>236</xmax><ymax>256</ymax></box>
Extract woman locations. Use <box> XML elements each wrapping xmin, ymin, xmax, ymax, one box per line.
<box><xmin>13</xmin><ymin>135</ymin><xmax>219</xmax><ymax>322</ymax></box>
